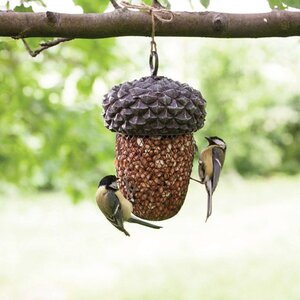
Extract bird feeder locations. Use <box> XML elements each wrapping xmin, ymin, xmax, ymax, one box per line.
<box><xmin>102</xmin><ymin>39</ymin><xmax>206</xmax><ymax>221</ymax></box>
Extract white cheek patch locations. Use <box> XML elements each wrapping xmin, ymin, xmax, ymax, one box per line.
<box><xmin>109</xmin><ymin>181</ymin><xmax>119</xmax><ymax>190</ymax></box>
<box><xmin>215</xmin><ymin>140</ymin><xmax>224</xmax><ymax>146</ymax></box>
<box><xmin>213</xmin><ymin>139</ymin><xmax>226</xmax><ymax>149</ymax></box>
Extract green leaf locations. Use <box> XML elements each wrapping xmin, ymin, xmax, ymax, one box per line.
<box><xmin>267</xmin><ymin>0</ymin><xmax>287</xmax><ymax>9</ymax></box>
<box><xmin>200</xmin><ymin>0</ymin><xmax>210</xmax><ymax>8</ymax></box>
<box><xmin>143</xmin><ymin>0</ymin><xmax>152</xmax><ymax>5</ymax></box>
<box><xmin>14</xmin><ymin>4</ymin><xmax>34</xmax><ymax>12</ymax></box>
<box><xmin>73</xmin><ymin>0</ymin><xmax>110</xmax><ymax>12</ymax></box>
<box><xmin>282</xmin><ymin>0</ymin><xmax>300</xmax><ymax>8</ymax></box>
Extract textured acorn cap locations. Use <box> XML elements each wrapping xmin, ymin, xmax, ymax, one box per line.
<box><xmin>103</xmin><ymin>76</ymin><xmax>206</xmax><ymax>136</ymax></box>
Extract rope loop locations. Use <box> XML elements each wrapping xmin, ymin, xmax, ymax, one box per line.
<box><xmin>120</xmin><ymin>1</ymin><xmax>175</xmax><ymax>76</ymax></box>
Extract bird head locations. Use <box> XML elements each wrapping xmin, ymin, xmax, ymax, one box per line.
<box><xmin>98</xmin><ymin>175</ymin><xmax>119</xmax><ymax>190</ymax></box>
<box><xmin>205</xmin><ymin>136</ymin><xmax>227</xmax><ymax>150</ymax></box>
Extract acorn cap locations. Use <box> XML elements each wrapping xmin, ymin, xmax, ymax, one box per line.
<box><xmin>103</xmin><ymin>76</ymin><xmax>206</xmax><ymax>136</ymax></box>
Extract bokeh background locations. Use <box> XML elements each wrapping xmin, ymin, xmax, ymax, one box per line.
<box><xmin>0</xmin><ymin>0</ymin><xmax>299</xmax><ymax>299</ymax></box>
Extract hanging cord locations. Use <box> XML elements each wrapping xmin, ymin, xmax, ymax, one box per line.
<box><xmin>120</xmin><ymin>1</ymin><xmax>175</xmax><ymax>76</ymax></box>
<box><xmin>120</xmin><ymin>1</ymin><xmax>174</xmax><ymax>22</ymax></box>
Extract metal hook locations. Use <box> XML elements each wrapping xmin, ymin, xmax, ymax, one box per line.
<box><xmin>149</xmin><ymin>50</ymin><xmax>159</xmax><ymax>76</ymax></box>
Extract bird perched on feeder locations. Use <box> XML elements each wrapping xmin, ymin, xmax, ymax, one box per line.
<box><xmin>96</xmin><ymin>175</ymin><xmax>162</xmax><ymax>236</ymax></box>
<box><xmin>198</xmin><ymin>136</ymin><xmax>227</xmax><ymax>221</ymax></box>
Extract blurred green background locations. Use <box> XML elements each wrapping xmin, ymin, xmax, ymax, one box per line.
<box><xmin>0</xmin><ymin>0</ymin><xmax>300</xmax><ymax>299</ymax></box>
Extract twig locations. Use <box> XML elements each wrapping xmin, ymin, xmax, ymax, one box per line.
<box><xmin>21</xmin><ymin>37</ymin><xmax>73</xmax><ymax>57</ymax></box>
<box><xmin>110</xmin><ymin>0</ymin><xmax>121</xmax><ymax>9</ymax></box>
<box><xmin>152</xmin><ymin>0</ymin><xmax>166</xmax><ymax>9</ymax></box>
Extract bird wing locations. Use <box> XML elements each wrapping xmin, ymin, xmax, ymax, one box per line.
<box><xmin>212</xmin><ymin>147</ymin><xmax>225</xmax><ymax>193</ymax></box>
<box><xmin>106</xmin><ymin>190</ymin><xmax>130</xmax><ymax>236</ymax></box>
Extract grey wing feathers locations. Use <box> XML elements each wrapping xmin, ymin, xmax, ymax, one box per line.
<box><xmin>106</xmin><ymin>190</ymin><xmax>121</xmax><ymax>215</ymax></box>
<box><xmin>212</xmin><ymin>147</ymin><xmax>224</xmax><ymax>193</ymax></box>
<box><xmin>106</xmin><ymin>190</ymin><xmax>130</xmax><ymax>236</ymax></box>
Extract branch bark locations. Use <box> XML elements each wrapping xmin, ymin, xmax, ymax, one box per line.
<box><xmin>0</xmin><ymin>9</ymin><xmax>300</xmax><ymax>39</ymax></box>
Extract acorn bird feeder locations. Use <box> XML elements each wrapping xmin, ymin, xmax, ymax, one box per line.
<box><xmin>102</xmin><ymin>19</ymin><xmax>206</xmax><ymax>220</ymax></box>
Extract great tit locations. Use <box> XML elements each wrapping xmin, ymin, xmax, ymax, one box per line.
<box><xmin>96</xmin><ymin>175</ymin><xmax>162</xmax><ymax>236</ymax></box>
<box><xmin>198</xmin><ymin>136</ymin><xmax>227</xmax><ymax>221</ymax></box>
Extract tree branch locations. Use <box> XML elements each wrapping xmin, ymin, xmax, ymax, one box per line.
<box><xmin>19</xmin><ymin>37</ymin><xmax>73</xmax><ymax>57</ymax></box>
<box><xmin>0</xmin><ymin>9</ymin><xmax>300</xmax><ymax>39</ymax></box>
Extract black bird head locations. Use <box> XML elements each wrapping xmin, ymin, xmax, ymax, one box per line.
<box><xmin>98</xmin><ymin>175</ymin><xmax>119</xmax><ymax>190</ymax></box>
<box><xmin>205</xmin><ymin>136</ymin><xmax>227</xmax><ymax>150</ymax></box>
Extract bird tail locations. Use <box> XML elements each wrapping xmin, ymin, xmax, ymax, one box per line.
<box><xmin>205</xmin><ymin>181</ymin><xmax>213</xmax><ymax>222</ymax></box>
<box><xmin>108</xmin><ymin>217</ymin><xmax>131</xmax><ymax>236</ymax></box>
<box><xmin>128</xmin><ymin>216</ymin><xmax>162</xmax><ymax>229</ymax></box>
<box><xmin>123</xmin><ymin>229</ymin><xmax>130</xmax><ymax>236</ymax></box>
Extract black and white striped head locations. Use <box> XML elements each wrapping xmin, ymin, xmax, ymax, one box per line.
<box><xmin>205</xmin><ymin>136</ymin><xmax>227</xmax><ymax>150</ymax></box>
<box><xmin>98</xmin><ymin>175</ymin><xmax>119</xmax><ymax>190</ymax></box>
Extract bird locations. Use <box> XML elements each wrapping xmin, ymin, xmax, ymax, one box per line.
<box><xmin>96</xmin><ymin>175</ymin><xmax>162</xmax><ymax>236</ymax></box>
<box><xmin>198</xmin><ymin>136</ymin><xmax>227</xmax><ymax>222</ymax></box>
